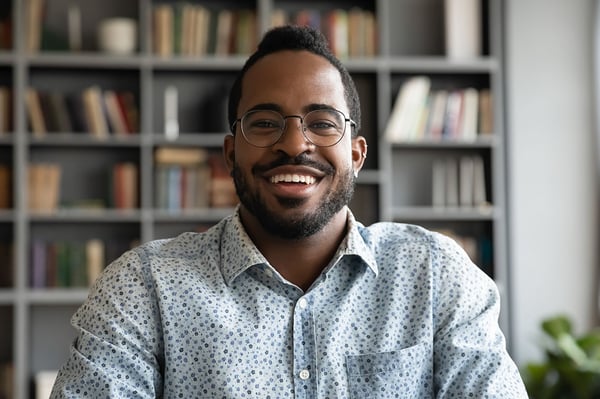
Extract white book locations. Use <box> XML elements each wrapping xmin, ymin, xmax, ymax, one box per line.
<box><xmin>444</xmin><ymin>0</ymin><xmax>481</xmax><ymax>59</ymax></box>
<box><xmin>35</xmin><ymin>370</ymin><xmax>58</xmax><ymax>399</ymax></box>
<box><xmin>426</xmin><ymin>90</ymin><xmax>448</xmax><ymax>139</ymax></box>
<box><xmin>472</xmin><ymin>155</ymin><xmax>488</xmax><ymax>206</ymax></box>
<box><xmin>445</xmin><ymin>158</ymin><xmax>459</xmax><ymax>207</ymax></box>
<box><xmin>164</xmin><ymin>85</ymin><xmax>179</xmax><ymax>140</ymax></box>
<box><xmin>68</xmin><ymin>3</ymin><xmax>82</xmax><ymax>51</ymax></box>
<box><xmin>384</xmin><ymin>76</ymin><xmax>431</xmax><ymax>142</ymax></box>
<box><xmin>459</xmin><ymin>156</ymin><xmax>475</xmax><ymax>207</ymax></box>
<box><xmin>432</xmin><ymin>159</ymin><xmax>447</xmax><ymax>208</ymax></box>
<box><xmin>460</xmin><ymin>88</ymin><xmax>479</xmax><ymax>140</ymax></box>
<box><xmin>86</xmin><ymin>239</ymin><xmax>105</xmax><ymax>287</ymax></box>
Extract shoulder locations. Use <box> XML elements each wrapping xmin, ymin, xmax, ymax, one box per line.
<box><xmin>359</xmin><ymin>221</ymin><xmax>454</xmax><ymax>252</ymax></box>
<box><xmin>134</xmin><ymin>217</ymin><xmax>229</xmax><ymax>261</ymax></box>
<box><xmin>359</xmin><ymin>221</ymin><xmax>488</xmax><ymax>282</ymax></box>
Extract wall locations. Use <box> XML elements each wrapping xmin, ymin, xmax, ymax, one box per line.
<box><xmin>505</xmin><ymin>0</ymin><xmax>600</xmax><ymax>365</ymax></box>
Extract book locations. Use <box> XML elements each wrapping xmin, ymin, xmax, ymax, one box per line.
<box><xmin>442</xmin><ymin>90</ymin><xmax>464</xmax><ymax>138</ymax></box>
<box><xmin>208</xmin><ymin>153</ymin><xmax>237</xmax><ymax>207</ymax></box>
<box><xmin>25</xmin><ymin>88</ymin><xmax>46</xmax><ymax>136</ymax></box>
<box><xmin>116</xmin><ymin>91</ymin><xmax>139</xmax><ymax>134</ymax></box>
<box><xmin>69</xmin><ymin>241</ymin><xmax>88</xmax><ymax>287</ymax></box>
<box><xmin>459</xmin><ymin>156</ymin><xmax>475</xmax><ymax>207</ymax></box>
<box><xmin>155</xmin><ymin>147</ymin><xmax>208</xmax><ymax>165</ymax></box>
<box><xmin>235</xmin><ymin>9</ymin><xmax>257</xmax><ymax>55</ymax></box>
<box><xmin>67</xmin><ymin>3</ymin><xmax>81</xmax><ymax>51</ymax></box>
<box><xmin>426</xmin><ymin>90</ymin><xmax>448</xmax><ymax>139</ymax></box>
<box><xmin>28</xmin><ymin>163</ymin><xmax>61</xmax><ymax>211</ymax></box>
<box><xmin>472</xmin><ymin>155</ymin><xmax>488</xmax><ymax>207</ymax></box>
<box><xmin>48</xmin><ymin>91</ymin><xmax>73</xmax><ymax>133</ymax></box>
<box><xmin>0</xmin><ymin>164</ymin><xmax>10</xmax><ymax>208</ymax></box>
<box><xmin>431</xmin><ymin>159</ymin><xmax>446</xmax><ymax>208</ymax></box>
<box><xmin>35</xmin><ymin>370</ymin><xmax>58</xmax><ymax>399</ymax></box>
<box><xmin>0</xmin><ymin>240</ymin><xmax>12</xmax><ymax>287</ymax></box>
<box><xmin>215</xmin><ymin>9</ymin><xmax>234</xmax><ymax>56</ymax></box>
<box><xmin>86</xmin><ymin>239</ymin><xmax>105</xmax><ymax>286</ymax></box>
<box><xmin>444</xmin><ymin>0</ymin><xmax>481</xmax><ymax>59</ymax></box>
<box><xmin>112</xmin><ymin>162</ymin><xmax>138</xmax><ymax>209</ymax></box>
<box><xmin>31</xmin><ymin>239</ymin><xmax>47</xmax><ymax>288</ymax></box>
<box><xmin>444</xmin><ymin>158</ymin><xmax>459</xmax><ymax>207</ymax></box>
<box><xmin>384</xmin><ymin>76</ymin><xmax>431</xmax><ymax>142</ymax></box>
<box><xmin>460</xmin><ymin>88</ymin><xmax>479</xmax><ymax>140</ymax></box>
<box><xmin>164</xmin><ymin>85</ymin><xmax>179</xmax><ymax>139</ymax></box>
<box><xmin>153</xmin><ymin>4</ymin><xmax>173</xmax><ymax>57</ymax></box>
<box><xmin>324</xmin><ymin>9</ymin><xmax>349</xmax><ymax>59</ymax></box>
<box><xmin>271</xmin><ymin>9</ymin><xmax>288</xmax><ymax>27</ymax></box>
<box><xmin>478</xmin><ymin>89</ymin><xmax>493</xmax><ymax>135</ymax></box>
<box><xmin>0</xmin><ymin>363</ymin><xmax>13</xmax><ymax>399</ymax></box>
<box><xmin>26</xmin><ymin>0</ymin><xmax>45</xmax><ymax>53</ymax></box>
<box><xmin>0</xmin><ymin>86</ymin><xmax>11</xmax><ymax>134</ymax></box>
<box><xmin>193</xmin><ymin>5</ymin><xmax>211</xmax><ymax>56</ymax></box>
<box><xmin>82</xmin><ymin>85</ymin><xmax>109</xmax><ymax>138</ymax></box>
<box><xmin>103</xmin><ymin>90</ymin><xmax>128</xmax><ymax>135</ymax></box>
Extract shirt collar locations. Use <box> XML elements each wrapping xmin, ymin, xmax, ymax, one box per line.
<box><xmin>219</xmin><ymin>206</ymin><xmax>379</xmax><ymax>286</ymax></box>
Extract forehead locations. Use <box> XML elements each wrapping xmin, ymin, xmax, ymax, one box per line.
<box><xmin>239</xmin><ymin>50</ymin><xmax>347</xmax><ymax>113</ymax></box>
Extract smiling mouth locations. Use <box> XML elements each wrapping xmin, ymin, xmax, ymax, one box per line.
<box><xmin>270</xmin><ymin>174</ymin><xmax>317</xmax><ymax>185</ymax></box>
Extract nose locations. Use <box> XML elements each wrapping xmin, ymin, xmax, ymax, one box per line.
<box><xmin>271</xmin><ymin>116</ymin><xmax>313</xmax><ymax>156</ymax></box>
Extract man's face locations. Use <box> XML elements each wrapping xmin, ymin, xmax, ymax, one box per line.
<box><xmin>224</xmin><ymin>50</ymin><xmax>366</xmax><ymax>239</ymax></box>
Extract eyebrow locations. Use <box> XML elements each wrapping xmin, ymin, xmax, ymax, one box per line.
<box><xmin>245</xmin><ymin>103</ymin><xmax>339</xmax><ymax>114</ymax></box>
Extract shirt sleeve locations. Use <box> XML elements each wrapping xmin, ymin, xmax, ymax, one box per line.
<box><xmin>50</xmin><ymin>248</ymin><xmax>164</xmax><ymax>398</ymax></box>
<box><xmin>429</xmin><ymin>233</ymin><xmax>528</xmax><ymax>398</ymax></box>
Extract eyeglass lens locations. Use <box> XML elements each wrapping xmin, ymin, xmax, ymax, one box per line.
<box><xmin>241</xmin><ymin>109</ymin><xmax>346</xmax><ymax>147</ymax></box>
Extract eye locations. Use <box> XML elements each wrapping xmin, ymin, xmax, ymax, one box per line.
<box><xmin>309</xmin><ymin>119</ymin><xmax>335</xmax><ymax>129</ymax></box>
<box><xmin>250</xmin><ymin>119</ymin><xmax>281</xmax><ymax>129</ymax></box>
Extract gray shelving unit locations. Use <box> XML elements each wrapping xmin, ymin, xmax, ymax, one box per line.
<box><xmin>0</xmin><ymin>0</ymin><xmax>509</xmax><ymax>397</ymax></box>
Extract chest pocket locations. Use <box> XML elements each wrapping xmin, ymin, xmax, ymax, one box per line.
<box><xmin>346</xmin><ymin>344</ymin><xmax>431</xmax><ymax>399</ymax></box>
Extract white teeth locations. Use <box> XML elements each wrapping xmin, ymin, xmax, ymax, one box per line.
<box><xmin>270</xmin><ymin>174</ymin><xmax>316</xmax><ymax>184</ymax></box>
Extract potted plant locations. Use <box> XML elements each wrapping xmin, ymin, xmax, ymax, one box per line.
<box><xmin>522</xmin><ymin>315</ymin><xmax>600</xmax><ymax>398</ymax></box>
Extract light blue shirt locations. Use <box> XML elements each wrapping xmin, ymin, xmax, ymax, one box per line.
<box><xmin>51</xmin><ymin>208</ymin><xmax>527</xmax><ymax>398</ymax></box>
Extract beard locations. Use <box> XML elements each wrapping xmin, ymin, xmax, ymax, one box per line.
<box><xmin>232</xmin><ymin>154</ymin><xmax>355</xmax><ymax>240</ymax></box>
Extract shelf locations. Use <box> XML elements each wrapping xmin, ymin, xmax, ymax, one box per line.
<box><xmin>386</xmin><ymin>56</ymin><xmax>499</xmax><ymax>73</ymax></box>
<box><xmin>26</xmin><ymin>289</ymin><xmax>89</xmax><ymax>305</ymax></box>
<box><xmin>150</xmin><ymin>55</ymin><xmax>247</xmax><ymax>70</ymax></box>
<box><xmin>1</xmin><ymin>0</ymin><xmax>511</xmax><ymax>397</ymax></box>
<box><xmin>153</xmin><ymin>207</ymin><xmax>234</xmax><ymax>222</ymax></box>
<box><xmin>152</xmin><ymin>133</ymin><xmax>227</xmax><ymax>147</ymax></box>
<box><xmin>390</xmin><ymin>206</ymin><xmax>497</xmax><ymax>222</ymax></box>
<box><xmin>390</xmin><ymin>135</ymin><xmax>499</xmax><ymax>149</ymax></box>
<box><xmin>28</xmin><ymin>209</ymin><xmax>142</xmax><ymax>223</ymax></box>
<box><xmin>25</xmin><ymin>52</ymin><xmax>143</xmax><ymax>69</ymax></box>
<box><xmin>0</xmin><ymin>210</ymin><xmax>14</xmax><ymax>222</ymax></box>
<box><xmin>28</xmin><ymin>134</ymin><xmax>142</xmax><ymax>147</ymax></box>
<box><xmin>0</xmin><ymin>136</ymin><xmax>14</xmax><ymax>146</ymax></box>
<box><xmin>0</xmin><ymin>290</ymin><xmax>15</xmax><ymax>304</ymax></box>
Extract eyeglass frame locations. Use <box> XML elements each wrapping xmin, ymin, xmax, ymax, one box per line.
<box><xmin>230</xmin><ymin>108</ymin><xmax>357</xmax><ymax>148</ymax></box>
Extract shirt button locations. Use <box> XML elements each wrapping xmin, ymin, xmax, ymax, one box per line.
<box><xmin>297</xmin><ymin>298</ymin><xmax>308</xmax><ymax>309</ymax></box>
<box><xmin>299</xmin><ymin>369</ymin><xmax>310</xmax><ymax>380</ymax></box>
<box><xmin>264</xmin><ymin>268</ymin><xmax>273</xmax><ymax>278</ymax></box>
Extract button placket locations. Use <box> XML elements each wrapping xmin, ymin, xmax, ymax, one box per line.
<box><xmin>292</xmin><ymin>296</ymin><xmax>316</xmax><ymax>398</ymax></box>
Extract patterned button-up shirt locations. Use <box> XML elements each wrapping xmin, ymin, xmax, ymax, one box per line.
<box><xmin>51</xmin><ymin>208</ymin><xmax>527</xmax><ymax>398</ymax></box>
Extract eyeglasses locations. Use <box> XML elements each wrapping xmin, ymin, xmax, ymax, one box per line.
<box><xmin>231</xmin><ymin>108</ymin><xmax>356</xmax><ymax>148</ymax></box>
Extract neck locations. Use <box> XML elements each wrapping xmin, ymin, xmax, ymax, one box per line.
<box><xmin>239</xmin><ymin>206</ymin><xmax>348</xmax><ymax>290</ymax></box>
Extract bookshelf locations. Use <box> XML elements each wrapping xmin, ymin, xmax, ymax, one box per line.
<box><xmin>0</xmin><ymin>0</ymin><xmax>508</xmax><ymax>397</ymax></box>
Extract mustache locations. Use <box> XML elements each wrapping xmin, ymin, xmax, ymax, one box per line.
<box><xmin>252</xmin><ymin>153</ymin><xmax>335</xmax><ymax>175</ymax></box>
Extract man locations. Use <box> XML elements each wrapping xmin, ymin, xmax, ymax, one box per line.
<box><xmin>51</xmin><ymin>26</ymin><xmax>527</xmax><ymax>398</ymax></box>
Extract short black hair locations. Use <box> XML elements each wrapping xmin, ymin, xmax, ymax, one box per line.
<box><xmin>227</xmin><ymin>25</ymin><xmax>361</xmax><ymax>136</ymax></box>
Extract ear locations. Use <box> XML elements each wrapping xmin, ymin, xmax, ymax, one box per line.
<box><xmin>223</xmin><ymin>134</ymin><xmax>236</xmax><ymax>174</ymax></box>
<box><xmin>351</xmin><ymin>135</ymin><xmax>368</xmax><ymax>174</ymax></box>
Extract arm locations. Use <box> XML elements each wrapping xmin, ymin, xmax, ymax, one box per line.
<box><xmin>430</xmin><ymin>233</ymin><xmax>528</xmax><ymax>398</ymax></box>
<box><xmin>50</xmin><ymin>248</ymin><xmax>164</xmax><ymax>398</ymax></box>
